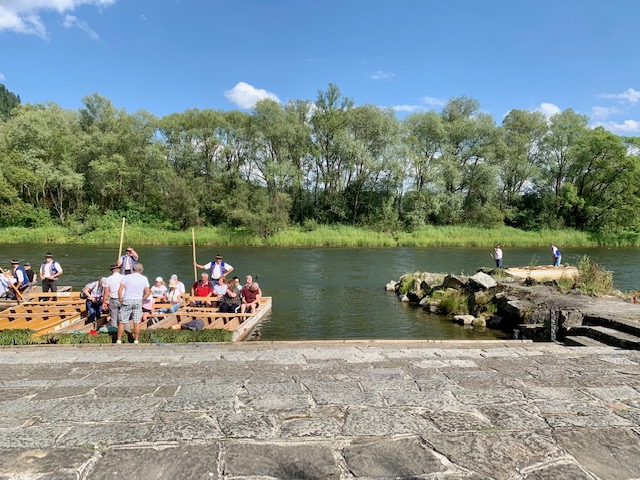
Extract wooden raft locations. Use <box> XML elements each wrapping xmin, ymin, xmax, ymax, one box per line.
<box><xmin>0</xmin><ymin>291</ymin><xmax>87</xmax><ymax>334</ymax></box>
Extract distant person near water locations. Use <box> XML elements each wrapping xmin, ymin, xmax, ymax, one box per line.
<box><xmin>493</xmin><ymin>244</ymin><xmax>503</xmax><ymax>269</ymax></box>
<box><xmin>550</xmin><ymin>243</ymin><xmax>562</xmax><ymax>267</ymax></box>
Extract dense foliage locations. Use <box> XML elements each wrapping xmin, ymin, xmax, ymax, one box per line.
<box><xmin>1</xmin><ymin>83</ymin><xmax>639</xmax><ymax>237</ymax></box>
<box><xmin>0</xmin><ymin>84</ymin><xmax>20</xmax><ymax>120</ymax></box>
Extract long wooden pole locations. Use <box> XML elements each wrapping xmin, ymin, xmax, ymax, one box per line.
<box><xmin>0</xmin><ymin>267</ymin><xmax>24</xmax><ymax>303</ymax></box>
<box><xmin>117</xmin><ymin>217</ymin><xmax>126</xmax><ymax>260</ymax></box>
<box><xmin>192</xmin><ymin>228</ymin><xmax>197</xmax><ymax>282</ymax></box>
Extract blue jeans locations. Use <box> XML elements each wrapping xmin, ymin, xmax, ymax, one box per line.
<box><xmin>553</xmin><ymin>256</ymin><xmax>561</xmax><ymax>267</ymax></box>
<box><xmin>495</xmin><ymin>258</ymin><xmax>503</xmax><ymax>268</ymax></box>
<box><xmin>87</xmin><ymin>300</ymin><xmax>103</xmax><ymax>323</ymax></box>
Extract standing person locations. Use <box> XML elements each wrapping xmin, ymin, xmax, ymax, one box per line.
<box><xmin>23</xmin><ymin>263</ymin><xmax>37</xmax><ymax>290</ymax></box>
<box><xmin>494</xmin><ymin>244</ymin><xmax>503</xmax><ymax>269</ymax></box>
<box><xmin>10</xmin><ymin>260</ymin><xmax>29</xmax><ymax>293</ymax></box>
<box><xmin>190</xmin><ymin>273</ymin><xmax>214</xmax><ymax>306</ymax></box>
<box><xmin>117</xmin><ymin>247</ymin><xmax>139</xmax><ymax>275</ymax></box>
<box><xmin>102</xmin><ymin>264</ymin><xmax>124</xmax><ymax>328</ymax></box>
<box><xmin>39</xmin><ymin>253</ymin><xmax>63</xmax><ymax>293</ymax></box>
<box><xmin>550</xmin><ymin>244</ymin><xmax>562</xmax><ymax>267</ymax></box>
<box><xmin>82</xmin><ymin>277</ymin><xmax>106</xmax><ymax>325</ymax></box>
<box><xmin>117</xmin><ymin>263</ymin><xmax>150</xmax><ymax>344</ymax></box>
<box><xmin>194</xmin><ymin>254</ymin><xmax>234</xmax><ymax>283</ymax></box>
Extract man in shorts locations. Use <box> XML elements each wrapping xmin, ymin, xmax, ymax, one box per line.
<box><xmin>117</xmin><ymin>263</ymin><xmax>151</xmax><ymax>344</ymax></box>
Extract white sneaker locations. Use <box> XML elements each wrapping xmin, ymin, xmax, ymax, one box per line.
<box><xmin>133</xmin><ymin>339</ymin><xmax>139</xmax><ymax>344</ymax></box>
<box><xmin>116</xmin><ymin>339</ymin><xmax>122</xmax><ymax>344</ymax></box>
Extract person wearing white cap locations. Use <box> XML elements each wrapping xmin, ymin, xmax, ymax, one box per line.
<box><xmin>168</xmin><ymin>274</ymin><xmax>186</xmax><ymax>296</ymax></box>
<box><xmin>151</xmin><ymin>277</ymin><xmax>168</xmax><ymax>300</ymax></box>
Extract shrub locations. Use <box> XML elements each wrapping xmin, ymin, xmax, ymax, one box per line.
<box><xmin>437</xmin><ymin>290</ymin><xmax>470</xmax><ymax>315</ymax></box>
<box><xmin>574</xmin><ymin>255</ymin><xmax>615</xmax><ymax>296</ymax></box>
<box><xmin>0</xmin><ymin>329</ymin><xmax>35</xmax><ymax>345</ymax></box>
<box><xmin>138</xmin><ymin>328</ymin><xmax>233</xmax><ymax>343</ymax></box>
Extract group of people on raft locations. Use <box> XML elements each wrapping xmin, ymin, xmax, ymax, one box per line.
<box><xmin>1</xmin><ymin>249</ymin><xmax>263</xmax><ymax>344</ymax></box>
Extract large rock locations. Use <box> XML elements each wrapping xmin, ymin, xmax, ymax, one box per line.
<box><xmin>469</xmin><ymin>272</ymin><xmax>497</xmax><ymax>290</ymax></box>
<box><xmin>385</xmin><ymin>281</ymin><xmax>397</xmax><ymax>292</ymax></box>
<box><xmin>442</xmin><ymin>274</ymin><xmax>467</xmax><ymax>290</ymax></box>
<box><xmin>453</xmin><ymin>315</ymin><xmax>475</xmax><ymax>326</ymax></box>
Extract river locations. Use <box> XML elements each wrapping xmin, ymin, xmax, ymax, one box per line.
<box><xmin>2</xmin><ymin>245</ymin><xmax>638</xmax><ymax>341</ymax></box>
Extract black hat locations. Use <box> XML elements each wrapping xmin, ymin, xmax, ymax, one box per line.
<box><xmin>110</xmin><ymin>263</ymin><xmax>119</xmax><ymax>270</ymax></box>
<box><xmin>45</xmin><ymin>253</ymin><xmax>53</xmax><ymax>257</ymax></box>
<box><xmin>10</xmin><ymin>259</ymin><xmax>19</xmax><ymax>264</ymax></box>
<box><xmin>24</xmin><ymin>262</ymin><xmax>31</xmax><ymax>266</ymax></box>
<box><xmin>215</xmin><ymin>254</ymin><xmax>223</xmax><ymax>259</ymax></box>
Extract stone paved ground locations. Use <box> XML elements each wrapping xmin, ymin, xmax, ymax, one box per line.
<box><xmin>1</xmin><ymin>340</ymin><xmax>640</xmax><ymax>480</ymax></box>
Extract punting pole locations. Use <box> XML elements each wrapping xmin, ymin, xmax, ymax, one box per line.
<box><xmin>117</xmin><ymin>217</ymin><xmax>126</xmax><ymax>260</ymax></box>
<box><xmin>192</xmin><ymin>228</ymin><xmax>197</xmax><ymax>282</ymax></box>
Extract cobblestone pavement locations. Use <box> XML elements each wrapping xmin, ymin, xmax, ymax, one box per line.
<box><xmin>1</xmin><ymin>340</ymin><xmax>640</xmax><ymax>480</ymax></box>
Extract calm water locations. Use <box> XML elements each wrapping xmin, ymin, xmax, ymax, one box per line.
<box><xmin>2</xmin><ymin>245</ymin><xmax>638</xmax><ymax>341</ymax></box>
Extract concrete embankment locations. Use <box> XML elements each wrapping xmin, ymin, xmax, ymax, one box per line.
<box><xmin>1</xmin><ymin>341</ymin><xmax>640</xmax><ymax>479</ymax></box>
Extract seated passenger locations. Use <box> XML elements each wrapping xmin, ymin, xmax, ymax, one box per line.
<box><xmin>191</xmin><ymin>273</ymin><xmax>214</xmax><ymax>306</ymax></box>
<box><xmin>158</xmin><ymin>279</ymin><xmax>182</xmax><ymax>314</ymax></box>
<box><xmin>151</xmin><ymin>277</ymin><xmax>168</xmax><ymax>300</ymax></box>
<box><xmin>219</xmin><ymin>276</ymin><xmax>242</xmax><ymax>313</ymax></box>
<box><xmin>82</xmin><ymin>277</ymin><xmax>107</xmax><ymax>324</ymax></box>
<box><xmin>212</xmin><ymin>276</ymin><xmax>228</xmax><ymax>307</ymax></box>
<box><xmin>240</xmin><ymin>281</ymin><xmax>262</xmax><ymax>316</ymax></box>
<box><xmin>0</xmin><ymin>270</ymin><xmax>15</xmax><ymax>299</ymax></box>
<box><xmin>142</xmin><ymin>294</ymin><xmax>156</xmax><ymax>325</ymax></box>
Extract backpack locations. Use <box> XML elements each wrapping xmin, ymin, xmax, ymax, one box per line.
<box><xmin>181</xmin><ymin>319</ymin><xmax>204</xmax><ymax>331</ymax></box>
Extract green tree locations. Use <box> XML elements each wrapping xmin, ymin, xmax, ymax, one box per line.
<box><xmin>0</xmin><ymin>84</ymin><xmax>20</xmax><ymax>120</ymax></box>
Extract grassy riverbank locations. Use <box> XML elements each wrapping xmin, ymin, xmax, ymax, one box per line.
<box><xmin>0</xmin><ymin>225</ymin><xmax>638</xmax><ymax>247</ymax></box>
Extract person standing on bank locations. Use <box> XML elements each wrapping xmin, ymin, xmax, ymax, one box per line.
<box><xmin>550</xmin><ymin>243</ymin><xmax>562</xmax><ymax>267</ymax></box>
<box><xmin>39</xmin><ymin>253</ymin><xmax>63</xmax><ymax>293</ymax></box>
<box><xmin>494</xmin><ymin>244</ymin><xmax>503</xmax><ymax>269</ymax></box>
<box><xmin>194</xmin><ymin>254</ymin><xmax>234</xmax><ymax>283</ymax></box>
<box><xmin>117</xmin><ymin>263</ymin><xmax>150</xmax><ymax>344</ymax></box>
<box><xmin>102</xmin><ymin>263</ymin><xmax>124</xmax><ymax>328</ymax></box>
<box><xmin>117</xmin><ymin>247</ymin><xmax>139</xmax><ymax>275</ymax></box>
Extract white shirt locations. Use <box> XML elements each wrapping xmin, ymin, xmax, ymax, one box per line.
<box><xmin>203</xmin><ymin>261</ymin><xmax>233</xmax><ymax>279</ymax></box>
<box><xmin>120</xmin><ymin>273</ymin><xmax>150</xmax><ymax>301</ymax></box>
<box><xmin>84</xmin><ymin>280</ymin><xmax>104</xmax><ymax>298</ymax></box>
<box><xmin>40</xmin><ymin>261</ymin><xmax>62</xmax><ymax>278</ymax></box>
<box><xmin>494</xmin><ymin>248</ymin><xmax>503</xmax><ymax>260</ymax></box>
<box><xmin>175</xmin><ymin>281</ymin><xmax>186</xmax><ymax>296</ymax></box>
<box><xmin>213</xmin><ymin>284</ymin><xmax>228</xmax><ymax>295</ymax></box>
<box><xmin>105</xmin><ymin>272</ymin><xmax>124</xmax><ymax>299</ymax></box>
<box><xmin>151</xmin><ymin>284</ymin><xmax>168</xmax><ymax>298</ymax></box>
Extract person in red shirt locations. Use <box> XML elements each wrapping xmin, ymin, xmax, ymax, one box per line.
<box><xmin>240</xmin><ymin>282</ymin><xmax>262</xmax><ymax>317</ymax></box>
<box><xmin>190</xmin><ymin>273</ymin><xmax>214</xmax><ymax>306</ymax></box>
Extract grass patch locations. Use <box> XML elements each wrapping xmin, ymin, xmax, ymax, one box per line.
<box><xmin>574</xmin><ymin>255</ymin><xmax>616</xmax><ymax>296</ymax></box>
<box><xmin>0</xmin><ymin>328</ymin><xmax>233</xmax><ymax>345</ymax></box>
<box><xmin>0</xmin><ymin>224</ymin><xmax>638</xmax><ymax>247</ymax></box>
<box><xmin>436</xmin><ymin>290</ymin><xmax>470</xmax><ymax>315</ymax></box>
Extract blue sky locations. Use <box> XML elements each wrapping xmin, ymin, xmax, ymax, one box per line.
<box><xmin>1</xmin><ymin>0</ymin><xmax>639</xmax><ymax>134</ymax></box>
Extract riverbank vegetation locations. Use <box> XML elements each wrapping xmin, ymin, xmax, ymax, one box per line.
<box><xmin>1</xmin><ymin>83</ymin><xmax>639</xmax><ymax>246</ymax></box>
<box><xmin>0</xmin><ymin>224</ymin><xmax>630</xmax><ymax>247</ymax></box>
<box><xmin>0</xmin><ymin>328</ymin><xmax>233</xmax><ymax>345</ymax></box>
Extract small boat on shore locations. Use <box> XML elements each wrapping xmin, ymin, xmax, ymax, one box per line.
<box><xmin>504</xmin><ymin>265</ymin><xmax>578</xmax><ymax>281</ymax></box>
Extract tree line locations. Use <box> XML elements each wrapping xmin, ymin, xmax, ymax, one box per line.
<box><xmin>0</xmin><ymin>83</ymin><xmax>639</xmax><ymax>236</ymax></box>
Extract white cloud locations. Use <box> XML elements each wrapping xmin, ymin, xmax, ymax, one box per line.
<box><xmin>392</xmin><ymin>104</ymin><xmax>421</xmax><ymax>113</ymax></box>
<box><xmin>63</xmin><ymin>14</ymin><xmax>99</xmax><ymax>40</ymax></box>
<box><xmin>224</xmin><ymin>82</ymin><xmax>280</xmax><ymax>109</ymax></box>
<box><xmin>0</xmin><ymin>0</ymin><xmax>115</xmax><ymax>38</ymax></box>
<box><xmin>590</xmin><ymin>105</ymin><xmax>623</xmax><ymax>121</ymax></box>
<box><xmin>596</xmin><ymin>119</ymin><xmax>640</xmax><ymax>134</ymax></box>
<box><xmin>536</xmin><ymin>102</ymin><xmax>561</xmax><ymax>118</ymax></box>
<box><xmin>0</xmin><ymin>73</ymin><xmax>5</xmax><ymax>81</ymax></box>
<box><xmin>599</xmin><ymin>88</ymin><xmax>640</xmax><ymax>104</ymax></box>
<box><xmin>370</xmin><ymin>70</ymin><xmax>395</xmax><ymax>81</ymax></box>
<box><xmin>421</xmin><ymin>96</ymin><xmax>445</xmax><ymax>107</ymax></box>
